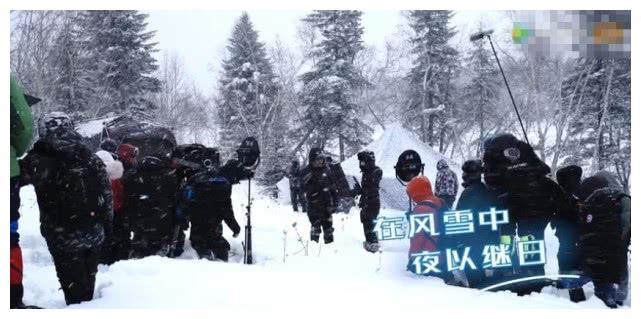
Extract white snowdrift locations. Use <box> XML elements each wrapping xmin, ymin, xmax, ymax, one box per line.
<box><xmin>76</xmin><ymin>117</ymin><xmax>116</xmax><ymax>138</ymax></box>
<box><xmin>18</xmin><ymin>182</ymin><xmax>626</xmax><ymax>309</ymax></box>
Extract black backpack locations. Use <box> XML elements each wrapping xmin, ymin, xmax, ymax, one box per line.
<box><xmin>187</xmin><ymin>171</ymin><xmax>232</xmax><ymax>207</ymax></box>
<box><xmin>55</xmin><ymin>143</ymin><xmax>104</xmax><ymax>229</ymax></box>
<box><xmin>580</xmin><ymin>187</ymin><xmax>629</xmax><ymax>280</ymax></box>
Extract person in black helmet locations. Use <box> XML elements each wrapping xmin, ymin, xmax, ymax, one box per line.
<box><xmin>301</xmin><ymin>148</ymin><xmax>338</xmax><ymax>244</ymax></box>
<box><xmin>481</xmin><ymin>133</ymin><xmax>566</xmax><ymax>295</ymax></box>
<box><xmin>176</xmin><ymin>146</ymin><xmax>252</xmax><ymax>261</ymax></box>
<box><xmin>354</xmin><ymin>151</ymin><xmax>382</xmax><ymax>253</ymax></box>
<box><xmin>20</xmin><ymin>112</ymin><xmax>113</xmax><ymax>305</ymax></box>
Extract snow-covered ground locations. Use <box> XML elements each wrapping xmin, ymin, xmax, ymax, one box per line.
<box><xmin>18</xmin><ymin>182</ymin><xmax>628</xmax><ymax>309</ymax></box>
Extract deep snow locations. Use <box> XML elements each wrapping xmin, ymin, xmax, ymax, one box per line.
<box><xmin>18</xmin><ymin>180</ymin><xmax>629</xmax><ymax>309</ymax></box>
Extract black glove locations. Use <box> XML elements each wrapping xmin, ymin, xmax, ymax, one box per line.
<box><xmin>244</xmin><ymin>168</ymin><xmax>255</xmax><ymax>179</ymax></box>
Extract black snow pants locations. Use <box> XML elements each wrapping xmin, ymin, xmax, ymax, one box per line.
<box><xmin>308</xmin><ymin>206</ymin><xmax>334</xmax><ymax>243</ymax></box>
<box><xmin>100</xmin><ymin>211</ymin><xmax>130</xmax><ymax>264</ymax></box>
<box><xmin>190</xmin><ymin>212</ymin><xmax>231</xmax><ymax>261</ymax></box>
<box><xmin>49</xmin><ymin>246</ymin><xmax>100</xmax><ymax>305</ymax></box>
<box><xmin>512</xmin><ymin>217</ymin><xmax>549</xmax><ymax>295</ymax></box>
<box><xmin>360</xmin><ymin>206</ymin><xmax>380</xmax><ymax>244</ymax></box>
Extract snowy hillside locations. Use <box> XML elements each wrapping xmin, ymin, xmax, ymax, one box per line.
<box><xmin>18</xmin><ymin>181</ymin><xmax>626</xmax><ymax>309</ymax></box>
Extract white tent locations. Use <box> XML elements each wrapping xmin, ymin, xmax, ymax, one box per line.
<box><xmin>341</xmin><ymin>122</ymin><xmax>462</xmax><ymax>211</ymax></box>
<box><xmin>277</xmin><ymin>122</ymin><xmax>462</xmax><ymax>211</ymax></box>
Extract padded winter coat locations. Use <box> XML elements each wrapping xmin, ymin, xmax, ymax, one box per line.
<box><xmin>435</xmin><ymin>160</ymin><xmax>458</xmax><ymax>197</ymax></box>
<box><xmin>10</xmin><ymin>76</ymin><xmax>34</xmax><ymax>178</ymax></box>
<box><xmin>20</xmin><ymin>131</ymin><xmax>113</xmax><ymax>251</ymax></box>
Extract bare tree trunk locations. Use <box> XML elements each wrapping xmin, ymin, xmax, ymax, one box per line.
<box><xmin>591</xmin><ymin>62</ymin><xmax>615</xmax><ymax>173</ymax></box>
<box><xmin>427</xmin><ymin>93</ymin><xmax>434</xmax><ymax>146</ymax></box>
<box><xmin>339</xmin><ymin>134</ymin><xmax>345</xmax><ymax>161</ymax></box>
<box><xmin>420</xmin><ymin>115</ymin><xmax>426</xmax><ymax>143</ymax></box>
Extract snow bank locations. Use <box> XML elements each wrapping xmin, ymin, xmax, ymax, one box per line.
<box><xmin>76</xmin><ymin>117</ymin><xmax>116</xmax><ymax>138</ymax></box>
<box><xmin>18</xmin><ymin>182</ymin><xmax>626</xmax><ymax>309</ymax></box>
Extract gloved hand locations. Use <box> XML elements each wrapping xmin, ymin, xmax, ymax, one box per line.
<box><xmin>244</xmin><ymin>168</ymin><xmax>255</xmax><ymax>179</ymax></box>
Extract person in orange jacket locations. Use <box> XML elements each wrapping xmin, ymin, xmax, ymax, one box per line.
<box><xmin>406</xmin><ymin>176</ymin><xmax>446</xmax><ymax>278</ymax></box>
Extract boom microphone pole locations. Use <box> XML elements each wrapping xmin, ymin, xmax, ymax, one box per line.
<box><xmin>244</xmin><ymin>175</ymin><xmax>253</xmax><ymax>264</ymax></box>
<box><xmin>238</xmin><ymin>137</ymin><xmax>260</xmax><ymax>265</ymax></box>
<box><xmin>470</xmin><ymin>30</ymin><xmax>530</xmax><ymax>145</ymax></box>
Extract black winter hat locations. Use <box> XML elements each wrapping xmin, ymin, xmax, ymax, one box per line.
<box><xmin>577</xmin><ymin>175</ymin><xmax>609</xmax><ymax>201</ymax></box>
<box><xmin>358</xmin><ymin>151</ymin><xmax>375</xmax><ymax>164</ymax></box>
<box><xmin>308</xmin><ymin>148</ymin><xmax>323</xmax><ymax>164</ymax></box>
<box><xmin>463</xmin><ymin>160</ymin><xmax>482</xmax><ymax>176</ymax></box>
<box><xmin>556</xmin><ymin>165</ymin><xmax>583</xmax><ymax>194</ymax></box>
<box><xmin>99</xmin><ymin>138</ymin><xmax>119</xmax><ymax>153</ymax></box>
<box><xmin>462</xmin><ymin>159</ymin><xmax>483</xmax><ymax>185</ymax></box>
<box><xmin>483</xmin><ymin>133</ymin><xmax>519</xmax><ymax>153</ymax></box>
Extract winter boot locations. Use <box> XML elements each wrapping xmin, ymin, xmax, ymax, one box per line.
<box><xmin>196</xmin><ymin>249</ymin><xmax>215</xmax><ymax>261</ymax></box>
<box><xmin>569</xmin><ymin>288</ymin><xmax>587</xmax><ymax>302</ymax></box>
<box><xmin>323</xmin><ymin>233</ymin><xmax>334</xmax><ymax>244</ymax></box>
<box><xmin>310</xmin><ymin>226</ymin><xmax>321</xmax><ymax>243</ymax></box>
<box><xmin>10</xmin><ymin>302</ymin><xmax>43</xmax><ymax>309</ymax></box>
<box><xmin>595</xmin><ymin>283</ymin><xmax>618</xmax><ymax>308</ymax></box>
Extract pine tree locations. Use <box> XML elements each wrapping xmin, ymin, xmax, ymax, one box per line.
<box><xmin>49</xmin><ymin>11</ymin><xmax>95</xmax><ymax>119</ymax></box>
<box><xmin>80</xmin><ymin>10</ymin><xmax>160</xmax><ymax>116</ymax></box>
<box><xmin>462</xmin><ymin>34</ymin><xmax>500</xmax><ymax>156</ymax></box>
<box><xmin>217</xmin><ymin>13</ymin><xmax>286</xmax><ymax>189</ymax></box>
<box><xmin>299</xmin><ymin>10</ymin><xmax>371</xmax><ymax>161</ymax></box>
<box><xmin>405</xmin><ymin>10</ymin><xmax>458</xmax><ymax>147</ymax></box>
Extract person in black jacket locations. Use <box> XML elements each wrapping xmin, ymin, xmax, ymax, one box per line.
<box><xmin>176</xmin><ymin>148</ymin><xmax>250</xmax><ymax>261</ymax></box>
<box><xmin>354</xmin><ymin>151</ymin><xmax>382</xmax><ymax>253</ymax></box>
<box><xmin>301</xmin><ymin>148</ymin><xmax>338</xmax><ymax>244</ymax></box>
<box><xmin>123</xmin><ymin>154</ymin><xmax>179</xmax><ymax>258</ymax></box>
<box><xmin>552</xmin><ymin>165</ymin><xmax>586</xmax><ymax>302</ymax></box>
<box><xmin>288</xmin><ymin>160</ymin><xmax>307</xmax><ymax>212</ymax></box>
<box><xmin>167</xmin><ymin>143</ymin><xmax>208</xmax><ymax>257</ymax></box>
<box><xmin>450</xmin><ymin>159</ymin><xmax>496</xmax><ymax>288</ymax></box>
<box><xmin>482</xmin><ymin>133</ymin><xmax>566</xmax><ymax>295</ymax></box>
<box><xmin>576</xmin><ymin>172</ymin><xmax>630</xmax><ymax>308</ymax></box>
<box><xmin>20</xmin><ymin>112</ymin><xmax>113</xmax><ymax>305</ymax></box>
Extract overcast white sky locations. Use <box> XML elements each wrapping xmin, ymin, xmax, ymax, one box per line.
<box><xmin>146</xmin><ymin>10</ymin><xmax>513</xmax><ymax>95</ymax></box>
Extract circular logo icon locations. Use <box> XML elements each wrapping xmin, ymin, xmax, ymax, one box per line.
<box><xmin>586</xmin><ymin>214</ymin><xmax>593</xmax><ymax>223</ymax></box>
<box><xmin>503</xmin><ymin>147</ymin><xmax>521</xmax><ymax>162</ymax></box>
